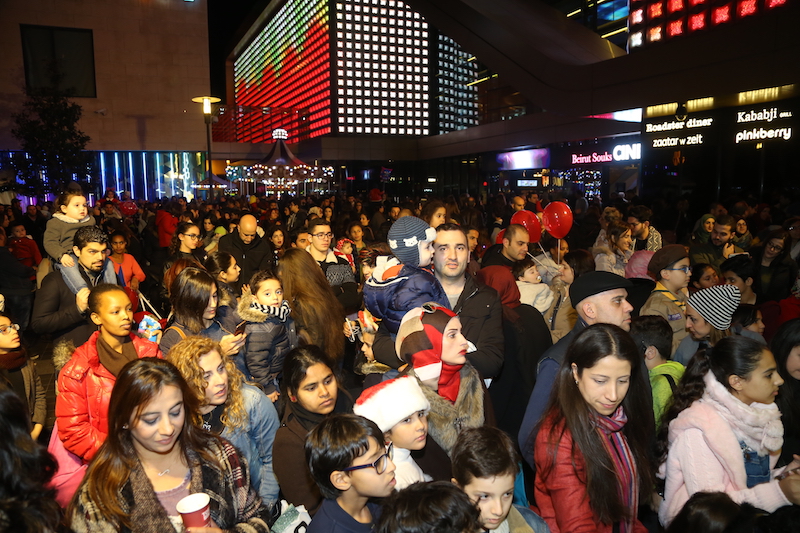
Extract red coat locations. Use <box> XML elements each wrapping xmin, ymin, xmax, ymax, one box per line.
<box><xmin>55</xmin><ymin>331</ymin><xmax>161</xmax><ymax>462</ymax></box>
<box><xmin>533</xmin><ymin>416</ymin><xmax>647</xmax><ymax>533</ymax></box>
<box><xmin>155</xmin><ymin>210</ymin><xmax>178</xmax><ymax>248</ymax></box>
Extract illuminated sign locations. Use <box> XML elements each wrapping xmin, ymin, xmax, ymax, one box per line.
<box><xmin>498</xmin><ymin>148</ymin><xmax>550</xmax><ymax>170</ymax></box>
<box><xmin>234</xmin><ymin>0</ymin><xmax>331</xmax><ymax>144</ymax></box>
<box><xmin>646</xmin><ymin>115</ymin><xmax>713</xmax><ymax>149</ymax></box>
<box><xmin>569</xmin><ymin>143</ymin><xmax>641</xmax><ymax>164</ymax></box>
<box><xmin>518</xmin><ymin>180</ymin><xmax>539</xmax><ymax>187</ymax></box>
<box><xmin>734</xmin><ymin>105</ymin><xmax>793</xmax><ymax>143</ymax></box>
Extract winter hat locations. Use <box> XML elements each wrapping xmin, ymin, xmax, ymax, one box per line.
<box><xmin>353</xmin><ymin>376</ymin><xmax>430</xmax><ymax>433</ymax></box>
<box><xmin>569</xmin><ymin>271</ymin><xmax>633</xmax><ymax>306</ymax></box>
<box><xmin>625</xmin><ymin>250</ymin><xmax>655</xmax><ymax>280</ymax></box>
<box><xmin>688</xmin><ymin>284</ymin><xmax>741</xmax><ymax>330</ymax></box>
<box><xmin>396</xmin><ymin>304</ymin><xmax>462</xmax><ymax>403</ymax></box>
<box><xmin>387</xmin><ymin>216</ymin><xmax>436</xmax><ymax>266</ymax></box>
<box><xmin>648</xmin><ymin>244</ymin><xmax>688</xmax><ymax>278</ymax></box>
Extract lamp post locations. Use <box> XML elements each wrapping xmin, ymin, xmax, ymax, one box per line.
<box><xmin>191</xmin><ymin>96</ymin><xmax>221</xmax><ymax>187</ymax></box>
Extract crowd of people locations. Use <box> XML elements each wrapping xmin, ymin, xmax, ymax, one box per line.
<box><xmin>2</xmin><ymin>186</ymin><xmax>800</xmax><ymax>532</ymax></box>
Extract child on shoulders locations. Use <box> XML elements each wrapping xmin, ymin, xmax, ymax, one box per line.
<box><xmin>363</xmin><ymin>216</ymin><xmax>449</xmax><ymax>334</ymax></box>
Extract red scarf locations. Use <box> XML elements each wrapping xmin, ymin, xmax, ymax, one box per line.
<box><xmin>594</xmin><ymin>406</ymin><xmax>639</xmax><ymax>533</ymax></box>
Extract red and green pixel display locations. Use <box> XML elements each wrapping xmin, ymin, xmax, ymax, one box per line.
<box><xmin>234</xmin><ymin>0</ymin><xmax>331</xmax><ymax>143</ymax></box>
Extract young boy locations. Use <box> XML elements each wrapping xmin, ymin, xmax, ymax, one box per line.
<box><xmin>363</xmin><ymin>216</ymin><xmax>449</xmax><ymax>334</ymax></box>
<box><xmin>720</xmin><ymin>254</ymin><xmax>758</xmax><ymax>305</ymax></box>
<box><xmin>512</xmin><ymin>256</ymin><xmax>554</xmax><ymax>314</ymax></box>
<box><xmin>306</xmin><ymin>414</ymin><xmax>397</xmax><ymax>533</ymax></box>
<box><xmin>353</xmin><ymin>376</ymin><xmax>432</xmax><ymax>489</ymax></box>
<box><xmin>640</xmin><ymin>244</ymin><xmax>692</xmax><ymax>355</ymax></box>
<box><xmin>236</xmin><ymin>270</ymin><xmax>297</xmax><ymax>401</ymax></box>
<box><xmin>451</xmin><ymin>426</ymin><xmax>549</xmax><ymax>533</ymax></box>
<box><xmin>630</xmin><ymin>315</ymin><xmax>685</xmax><ymax>426</ymax></box>
<box><xmin>376</xmin><ymin>481</ymin><xmax>483</xmax><ymax>533</ymax></box>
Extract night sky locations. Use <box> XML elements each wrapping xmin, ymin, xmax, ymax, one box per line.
<box><xmin>207</xmin><ymin>0</ymin><xmax>270</xmax><ymax>100</ymax></box>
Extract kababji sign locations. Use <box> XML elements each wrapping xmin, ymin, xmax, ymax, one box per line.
<box><xmin>734</xmin><ymin>106</ymin><xmax>793</xmax><ymax>144</ymax></box>
<box><xmin>570</xmin><ymin>143</ymin><xmax>641</xmax><ymax>165</ymax></box>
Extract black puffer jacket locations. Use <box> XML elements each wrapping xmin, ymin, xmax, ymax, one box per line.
<box><xmin>235</xmin><ymin>294</ymin><xmax>297</xmax><ymax>394</ymax></box>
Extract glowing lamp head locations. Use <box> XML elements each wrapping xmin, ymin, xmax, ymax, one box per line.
<box><xmin>272</xmin><ymin>129</ymin><xmax>289</xmax><ymax>140</ymax></box>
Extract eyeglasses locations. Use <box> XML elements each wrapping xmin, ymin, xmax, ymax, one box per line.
<box><xmin>342</xmin><ymin>443</ymin><xmax>394</xmax><ymax>475</ymax></box>
<box><xmin>311</xmin><ymin>232</ymin><xmax>333</xmax><ymax>239</ymax></box>
<box><xmin>181</xmin><ymin>233</ymin><xmax>201</xmax><ymax>240</ymax></box>
<box><xmin>665</xmin><ymin>266</ymin><xmax>692</xmax><ymax>274</ymax></box>
<box><xmin>767</xmin><ymin>242</ymin><xmax>784</xmax><ymax>252</ymax></box>
<box><xmin>0</xmin><ymin>323</ymin><xmax>20</xmax><ymax>335</ymax></box>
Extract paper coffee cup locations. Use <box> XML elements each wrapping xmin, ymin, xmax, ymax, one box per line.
<box><xmin>176</xmin><ymin>493</ymin><xmax>211</xmax><ymax>528</ymax></box>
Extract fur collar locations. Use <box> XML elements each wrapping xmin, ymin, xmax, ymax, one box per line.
<box><xmin>237</xmin><ymin>292</ymin><xmax>290</xmax><ymax>323</ymax></box>
<box><xmin>408</xmin><ymin>363</ymin><xmax>485</xmax><ymax>456</ymax></box>
<box><xmin>53</xmin><ymin>212</ymin><xmax>93</xmax><ymax>224</ymax></box>
<box><xmin>700</xmin><ymin>371</ymin><xmax>783</xmax><ymax>453</ymax></box>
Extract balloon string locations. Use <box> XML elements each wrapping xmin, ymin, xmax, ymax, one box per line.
<box><xmin>526</xmin><ymin>251</ymin><xmax>561</xmax><ymax>276</ymax></box>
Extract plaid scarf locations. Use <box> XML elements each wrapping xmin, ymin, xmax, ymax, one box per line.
<box><xmin>594</xmin><ymin>406</ymin><xmax>638</xmax><ymax>533</ymax></box>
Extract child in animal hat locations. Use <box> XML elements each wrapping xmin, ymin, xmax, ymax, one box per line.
<box><xmin>363</xmin><ymin>216</ymin><xmax>448</xmax><ymax>334</ymax></box>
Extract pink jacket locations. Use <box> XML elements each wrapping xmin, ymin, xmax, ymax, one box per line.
<box><xmin>659</xmin><ymin>396</ymin><xmax>789</xmax><ymax>525</ymax></box>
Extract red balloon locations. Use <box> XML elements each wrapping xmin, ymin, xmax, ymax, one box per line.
<box><xmin>542</xmin><ymin>201</ymin><xmax>574</xmax><ymax>239</ymax></box>
<box><xmin>510</xmin><ymin>210</ymin><xmax>542</xmax><ymax>244</ymax></box>
<box><xmin>495</xmin><ymin>228</ymin><xmax>506</xmax><ymax>244</ymax></box>
<box><xmin>119</xmin><ymin>201</ymin><xmax>138</xmax><ymax>217</ymax></box>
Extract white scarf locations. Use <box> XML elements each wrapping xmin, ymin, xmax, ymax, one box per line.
<box><xmin>700</xmin><ymin>371</ymin><xmax>783</xmax><ymax>454</ymax></box>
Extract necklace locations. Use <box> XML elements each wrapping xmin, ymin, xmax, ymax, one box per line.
<box><xmin>158</xmin><ymin>468</ymin><xmax>170</xmax><ymax>477</ymax></box>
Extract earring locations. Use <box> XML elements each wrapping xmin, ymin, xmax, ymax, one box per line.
<box><xmin>122</xmin><ymin>424</ymin><xmax>129</xmax><ymax>429</ymax></box>
<box><xmin>290</xmin><ymin>395</ymin><xmax>297</xmax><ymax>402</ymax></box>
<box><xmin>575</xmin><ymin>380</ymin><xmax>579</xmax><ymax>386</ymax></box>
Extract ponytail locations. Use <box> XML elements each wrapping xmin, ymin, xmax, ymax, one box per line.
<box><xmin>655</xmin><ymin>347</ymin><xmax>711</xmax><ymax>466</ymax></box>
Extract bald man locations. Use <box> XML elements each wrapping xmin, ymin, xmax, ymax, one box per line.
<box><xmin>218</xmin><ymin>214</ymin><xmax>275</xmax><ymax>290</ymax></box>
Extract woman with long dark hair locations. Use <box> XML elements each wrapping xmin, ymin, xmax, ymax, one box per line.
<box><xmin>273</xmin><ymin>346</ymin><xmax>353</xmax><ymax>515</ymax></box>
<box><xmin>750</xmin><ymin>229</ymin><xmax>798</xmax><ymax>303</ymax></box>
<box><xmin>158</xmin><ymin>267</ymin><xmax>245</xmax><ymax>356</ymax></box>
<box><xmin>203</xmin><ymin>251</ymin><xmax>241</xmax><ymax>309</ymax></box>
<box><xmin>656</xmin><ymin>336</ymin><xmax>800</xmax><ymax>526</ymax></box>
<box><xmin>67</xmin><ymin>358</ymin><xmax>270</xmax><ymax>532</ymax></box>
<box><xmin>277</xmin><ymin>248</ymin><xmax>345</xmax><ymax>361</ymax></box>
<box><xmin>0</xmin><ymin>384</ymin><xmax>62</xmax><ymax>533</ymax></box>
<box><xmin>594</xmin><ymin>220</ymin><xmax>633</xmax><ymax>276</ymax></box>
<box><xmin>533</xmin><ymin>323</ymin><xmax>654</xmax><ymax>533</ymax></box>
<box><xmin>164</xmin><ymin>221</ymin><xmax>206</xmax><ymax>275</ymax></box>
<box><xmin>772</xmin><ymin>318</ymin><xmax>800</xmax><ymax>467</ymax></box>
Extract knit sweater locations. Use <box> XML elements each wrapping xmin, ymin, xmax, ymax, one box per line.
<box><xmin>658</xmin><ymin>372</ymin><xmax>790</xmax><ymax>526</ymax></box>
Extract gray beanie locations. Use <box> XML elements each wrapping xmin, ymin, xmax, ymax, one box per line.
<box><xmin>387</xmin><ymin>216</ymin><xmax>436</xmax><ymax>265</ymax></box>
<box><xmin>688</xmin><ymin>284</ymin><xmax>741</xmax><ymax>330</ymax></box>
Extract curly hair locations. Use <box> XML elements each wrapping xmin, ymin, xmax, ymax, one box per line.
<box><xmin>165</xmin><ymin>336</ymin><xmax>247</xmax><ymax>430</ymax></box>
<box><xmin>169</xmin><ymin>221</ymin><xmax>200</xmax><ymax>256</ymax></box>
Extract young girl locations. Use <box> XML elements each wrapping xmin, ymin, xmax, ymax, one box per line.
<box><xmin>68</xmin><ymin>358</ymin><xmax>270</xmax><ymax>533</ymax></box>
<box><xmin>0</xmin><ymin>311</ymin><xmax>45</xmax><ymax>440</ymax></box>
<box><xmin>164</xmin><ymin>221</ymin><xmax>206</xmax><ymax>275</ymax></box>
<box><xmin>109</xmin><ymin>231</ymin><xmax>146</xmax><ymax>291</ymax></box>
<box><xmin>203</xmin><ymin>251</ymin><xmax>241</xmax><ymax>309</ymax></box>
<box><xmin>690</xmin><ymin>263</ymin><xmax>720</xmax><ymax>292</ymax></box>
<box><xmin>334</xmin><ymin>237</ymin><xmax>357</xmax><ymax>274</ymax></box>
<box><xmin>396</xmin><ymin>304</ymin><xmax>494</xmax><ymax>482</ymax></box>
<box><xmin>44</xmin><ymin>191</ymin><xmax>116</xmax><ymax>292</ymax></box>
<box><xmin>656</xmin><ymin>335</ymin><xmax>800</xmax><ymax>526</ymax></box>
<box><xmin>273</xmin><ymin>346</ymin><xmax>353</xmax><ymax>515</ymax></box>
<box><xmin>167</xmin><ymin>336</ymin><xmax>280</xmax><ymax>509</ymax></box>
<box><xmin>533</xmin><ymin>323</ymin><xmax>654</xmax><ymax>533</ymax></box>
<box><xmin>236</xmin><ymin>270</ymin><xmax>298</xmax><ymax>401</ymax></box>
<box><xmin>54</xmin><ymin>285</ymin><xmax>161</xmax><ymax>503</ymax></box>
<box><xmin>594</xmin><ymin>220</ymin><xmax>633</xmax><ymax>277</ymax></box>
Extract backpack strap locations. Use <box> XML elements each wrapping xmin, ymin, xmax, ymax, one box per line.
<box><xmin>663</xmin><ymin>373</ymin><xmax>677</xmax><ymax>392</ymax></box>
<box><xmin>165</xmin><ymin>325</ymin><xmax>187</xmax><ymax>340</ymax></box>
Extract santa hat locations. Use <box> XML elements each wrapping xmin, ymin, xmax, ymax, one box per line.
<box><xmin>353</xmin><ymin>376</ymin><xmax>430</xmax><ymax>433</ymax></box>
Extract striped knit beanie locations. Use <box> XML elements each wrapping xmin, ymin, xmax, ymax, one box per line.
<box><xmin>688</xmin><ymin>284</ymin><xmax>741</xmax><ymax>330</ymax></box>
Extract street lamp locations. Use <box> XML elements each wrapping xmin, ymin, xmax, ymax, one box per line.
<box><xmin>191</xmin><ymin>96</ymin><xmax>221</xmax><ymax>181</ymax></box>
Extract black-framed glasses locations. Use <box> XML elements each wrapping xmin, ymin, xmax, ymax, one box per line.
<box><xmin>665</xmin><ymin>266</ymin><xmax>692</xmax><ymax>274</ymax></box>
<box><xmin>342</xmin><ymin>443</ymin><xmax>394</xmax><ymax>474</ymax></box>
<box><xmin>0</xmin><ymin>323</ymin><xmax>20</xmax><ymax>335</ymax></box>
<box><xmin>181</xmin><ymin>233</ymin><xmax>201</xmax><ymax>240</ymax></box>
<box><xmin>311</xmin><ymin>232</ymin><xmax>333</xmax><ymax>239</ymax></box>
<box><xmin>767</xmin><ymin>242</ymin><xmax>784</xmax><ymax>252</ymax></box>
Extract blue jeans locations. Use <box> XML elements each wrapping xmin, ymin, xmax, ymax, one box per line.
<box><xmin>54</xmin><ymin>255</ymin><xmax>118</xmax><ymax>294</ymax></box>
<box><xmin>741</xmin><ymin>441</ymin><xmax>771</xmax><ymax>488</ymax></box>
